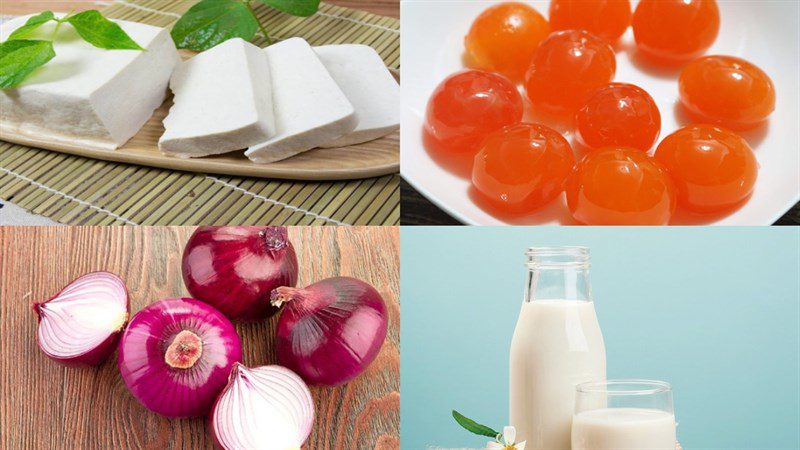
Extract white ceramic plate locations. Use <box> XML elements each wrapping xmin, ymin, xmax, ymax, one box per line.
<box><xmin>401</xmin><ymin>0</ymin><xmax>800</xmax><ymax>225</ymax></box>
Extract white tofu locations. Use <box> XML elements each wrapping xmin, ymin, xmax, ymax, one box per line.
<box><xmin>0</xmin><ymin>14</ymin><xmax>178</xmax><ymax>149</ymax></box>
<box><xmin>314</xmin><ymin>44</ymin><xmax>399</xmax><ymax>148</ymax></box>
<box><xmin>245</xmin><ymin>38</ymin><xmax>357</xmax><ymax>164</ymax></box>
<box><xmin>159</xmin><ymin>38</ymin><xmax>275</xmax><ymax>157</ymax></box>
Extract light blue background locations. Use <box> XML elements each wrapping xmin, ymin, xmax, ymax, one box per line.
<box><xmin>401</xmin><ymin>227</ymin><xmax>800</xmax><ymax>450</ymax></box>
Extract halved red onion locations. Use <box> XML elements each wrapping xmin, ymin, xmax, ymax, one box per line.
<box><xmin>271</xmin><ymin>276</ymin><xmax>388</xmax><ymax>386</ymax></box>
<box><xmin>182</xmin><ymin>226</ymin><xmax>299</xmax><ymax>321</ymax></box>
<box><xmin>212</xmin><ymin>363</ymin><xmax>314</xmax><ymax>450</ymax></box>
<box><xmin>33</xmin><ymin>271</ymin><xmax>129</xmax><ymax>366</ymax></box>
<box><xmin>118</xmin><ymin>298</ymin><xmax>242</xmax><ymax>417</ymax></box>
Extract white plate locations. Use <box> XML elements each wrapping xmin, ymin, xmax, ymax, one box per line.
<box><xmin>400</xmin><ymin>0</ymin><xmax>800</xmax><ymax>225</ymax></box>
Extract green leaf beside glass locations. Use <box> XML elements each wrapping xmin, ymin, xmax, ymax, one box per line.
<box><xmin>452</xmin><ymin>410</ymin><xmax>501</xmax><ymax>439</ymax></box>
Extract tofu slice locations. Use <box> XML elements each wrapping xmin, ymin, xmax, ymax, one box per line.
<box><xmin>159</xmin><ymin>38</ymin><xmax>275</xmax><ymax>157</ymax></box>
<box><xmin>245</xmin><ymin>38</ymin><xmax>357</xmax><ymax>164</ymax></box>
<box><xmin>314</xmin><ymin>44</ymin><xmax>399</xmax><ymax>148</ymax></box>
<box><xmin>0</xmin><ymin>14</ymin><xmax>178</xmax><ymax>149</ymax></box>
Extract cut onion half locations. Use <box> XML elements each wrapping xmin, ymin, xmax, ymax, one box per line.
<box><xmin>212</xmin><ymin>363</ymin><xmax>315</xmax><ymax>450</ymax></box>
<box><xmin>33</xmin><ymin>271</ymin><xmax>129</xmax><ymax>366</ymax></box>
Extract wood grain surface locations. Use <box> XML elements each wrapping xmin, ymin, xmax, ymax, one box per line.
<box><xmin>0</xmin><ymin>226</ymin><xmax>400</xmax><ymax>450</ymax></box>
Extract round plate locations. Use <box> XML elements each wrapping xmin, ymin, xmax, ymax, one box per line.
<box><xmin>401</xmin><ymin>0</ymin><xmax>800</xmax><ymax>225</ymax></box>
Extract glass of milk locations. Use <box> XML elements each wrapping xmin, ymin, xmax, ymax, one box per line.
<box><xmin>572</xmin><ymin>380</ymin><xmax>677</xmax><ymax>450</ymax></box>
<box><xmin>510</xmin><ymin>247</ymin><xmax>606</xmax><ymax>450</ymax></box>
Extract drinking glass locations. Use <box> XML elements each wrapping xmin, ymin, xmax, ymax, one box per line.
<box><xmin>572</xmin><ymin>380</ymin><xmax>677</xmax><ymax>450</ymax></box>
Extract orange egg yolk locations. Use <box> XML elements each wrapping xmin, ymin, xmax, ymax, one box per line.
<box><xmin>679</xmin><ymin>55</ymin><xmax>776</xmax><ymax>130</ymax></box>
<box><xmin>566</xmin><ymin>147</ymin><xmax>676</xmax><ymax>225</ymax></box>
<box><xmin>425</xmin><ymin>70</ymin><xmax>524</xmax><ymax>156</ymax></box>
<box><xmin>632</xmin><ymin>0</ymin><xmax>720</xmax><ymax>64</ymax></box>
<box><xmin>575</xmin><ymin>83</ymin><xmax>661</xmax><ymax>151</ymax></box>
<box><xmin>654</xmin><ymin>124</ymin><xmax>758</xmax><ymax>213</ymax></box>
<box><xmin>525</xmin><ymin>30</ymin><xmax>616</xmax><ymax>115</ymax></box>
<box><xmin>472</xmin><ymin>123</ymin><xmax>576</xmax><ymax>213</ymax></box>
<box><xmin>465</xmin><ymin>2</ymin><xmax>551</xmax><ymax>82</ymax></box>
<box><xmin>549</xmin><ymin>0</ymin><xmax>632</xmax><ymax>42</ymax></box>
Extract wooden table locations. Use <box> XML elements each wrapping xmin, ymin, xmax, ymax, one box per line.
<box><xmin>0</xmin><ymin>226</ymin><xmax>400</xmax><ymax>449</ymax></box>
<box><xmin>0</xmin><ymin>0</ymin><xmax>399</xmax><ymax>18</ymax></box>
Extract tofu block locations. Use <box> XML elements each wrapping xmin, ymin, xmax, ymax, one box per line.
<box><xmin>0</xmin><ymin>14</ymin><xmax>179</xmax><ymax>149</ymax></box>
<box><xmin>245</xmin><ymin>38</ymin><xmax>357</xmax><ymax>164</ymax></box>
<box><xmin>159</xmin><ymin>38</ymin><xmax>275</xmax><ymax>157</ymax></box>
<box><xmin>314</xmin><ymin>44</ymin><xmax>399</xmax><ymax>147</ymax></box>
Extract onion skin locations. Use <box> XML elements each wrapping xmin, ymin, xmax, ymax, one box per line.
<box><xmin>272</xmin><ymin>277</ymin><xmax>388</xmax><ymax>386</ymax></box>
<box><xmin>33</xmin><ymin>271</ymin><xmax>129</xmax><ymax>367</ymax></box>
<box><xmin>118</xmin><ymin>298</ymin><xmax>242</xmax><ymax>418</ymax></box>
<box><xmin>211</xmin><ymin>364</ymin><xmax>315</xmax><ymax>450</ymax></box>
<box><xmin>182</xmin><ymin>226</ymin><xmax>299</xmax><ymax>321</ymax></box>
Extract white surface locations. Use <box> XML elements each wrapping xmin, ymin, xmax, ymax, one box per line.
<box><xmin>0</xmin><ymin>14</ymin><xmax>178</xmax><ymax>149</ymax></box>
<box><xmin>245</xmin><ymin>38</ymin><xmax>357</xmax><ymax>163</ymax></box>
<box><xmin>510</xmin><ymin>300</ymin><xmax>606</xmax><ymax>448</ymax></box>
<box><xmin>160</xmin><ymin>38</ymin><xmax>275</xmax><ymax>157</ymax></box>
<box><xmin>400</xmin><ymin>0</ymin><xmax>800</xmax><ymax>225</ymax></box>
<box><xmin>572</xmin><ymin>408</ymin><xmax>677</xmax><ymax>450</ymax></box>
<box><xmin>0</xmin><ymin>202</ymin><xmax>59</xmax><ymax>225</ymax></box>
<box><xmin>315</xmin><ymin>44</ymin><xmax>400</xmax><ymax>147</ymax></box>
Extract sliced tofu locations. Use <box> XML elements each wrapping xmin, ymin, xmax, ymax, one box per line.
<box><xmin>0</xmin><ymin>14</ymin><xmax>178</xmax><ymax>149</ymax></box>
<box><xmin>314</xmin><ymin>44</ymin><xmax>399</xmax><ymax>148</ymax></box>
<box><xmin>245</xmin><ymin>38</ymin><xmax>357</xmax><ymax>164</ymax></box>
<box><xmin>159</xmin><ymin>38</ymin><xmax>275</xmax><ymax>157</ymax></box>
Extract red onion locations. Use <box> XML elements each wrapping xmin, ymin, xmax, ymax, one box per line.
<box><xmin>118</xmin><ymin>298</ymin><xmax>242</xmax><ymax>417</ymax></box>
<box><xmin>271</xmin><ymin>276</ymin><xmax>388</xmax><ymax>386</ymax></box>
<box><xmin>33</xmin><ymin>271</ymin><xmax>129</xmax><ymax>366</ymax></box>
<box><xmin>182</xmin><ymin>226</ymin><xmax>299</xmax><ymax>321</ymax></box>
<box><xmin>211</xmin><ymin>363</ymin><xmax>315</xmax><ymax>450</ymax></box>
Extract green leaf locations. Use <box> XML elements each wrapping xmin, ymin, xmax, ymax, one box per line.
<box><xmin>259</xmin><ymin>0</ymin><xmax>320</xmax><ymax>17</ymax></box>
<box><xmin>7</xmin><ymin>11</ymin><xmax>55</xmax><ymax>41</ymax></box>
<box><xmin>170</xmin><ymin>0</ymin><xmax>258</xmax><ymax>51</ymax></box>
<box><xmin>452</xmin><ymin>410</ymin><xmax>501</xmax><ymax>439</ymax></box>
<box><xmin>0</xmin><ymin>39</ymin><xmax>55</xmax><ymax>89</ymax></box>
<box><xmin>66</xmin><ymin>10</ymin><xmax>144</xmax><ymax>50</ymax></box>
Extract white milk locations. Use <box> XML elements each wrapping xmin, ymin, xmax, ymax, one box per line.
<box><xmin>571</xmin><ymin>408</ymin><xmax>677</xmax><ymax>450</ymax></box>
<box><xmin>510</xmin><ymin>300</ymin><xmax>606</xmax><ymax>450</ymax></box>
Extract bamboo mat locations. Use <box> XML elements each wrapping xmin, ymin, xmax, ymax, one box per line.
<box><xmin>0</xmin><ymin>0</ymin><xmax>400</xmax><ymax>226</ymax></box>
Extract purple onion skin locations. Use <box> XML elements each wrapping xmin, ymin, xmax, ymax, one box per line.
<box><xmin>33</xmin><ymin>271</ymin><xmax>129</xmax><ymax>367</ymax></box>
<box><xmin>118</xmin><ymin>298</ymin><xmax>242</xmax><ymax>418</ymax></box>
<box><xmin>274</xmin><ymin>277</ymin><xmax>388</xmax><ymax>386</ymax></box>
<box><xmin>182</xmin><ymin>226</ymin><xmax>299</xmax><ymax>321</ymax></box>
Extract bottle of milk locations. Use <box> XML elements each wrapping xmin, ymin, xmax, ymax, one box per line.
<box><xmin>509</xmin><ymin>247</ymin><xmax>606</xmax><ymax>450</ymax></box>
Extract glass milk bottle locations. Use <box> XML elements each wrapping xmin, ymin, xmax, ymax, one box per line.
<box><xmin>509</xmin><ymin>247</ymin><xmax>606</xmax><ymax>450</ymax></box>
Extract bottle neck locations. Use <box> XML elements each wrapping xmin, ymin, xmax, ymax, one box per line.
<box><xmin>525</xmin><ymin>267</ymin><xmax>592</xmax><ymax>302</ymax></box>
<box><xmin>524</xmin><ymin>247</ymin><xmax>592</xmax><ymax>303</ymax></box>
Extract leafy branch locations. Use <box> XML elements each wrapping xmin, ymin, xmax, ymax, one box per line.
<box><xmin>0</xmin><ymin>10</ymin><xmax>143</xmax><ymax>89</ymax></box>
<box><xmin>170</xmin><ymin>0</ymin><xmax>321</xmax><ymax>51</ymax></box>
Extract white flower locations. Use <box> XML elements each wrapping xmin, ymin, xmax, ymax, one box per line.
<box><xmin>486</xmin><ymin>426</ymin><xmax>526</xmax><ymax>450</ymax></box>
